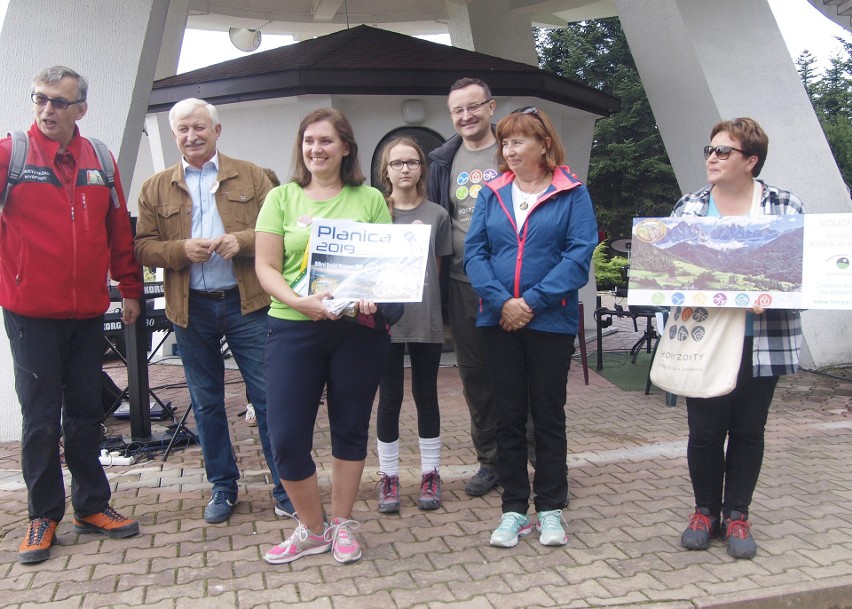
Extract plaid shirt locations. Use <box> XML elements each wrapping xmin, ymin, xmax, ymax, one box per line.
<box><xmin>671</xmin><ymin>180</ymin><xmax>804</xmax><ymax>377</ymax></box>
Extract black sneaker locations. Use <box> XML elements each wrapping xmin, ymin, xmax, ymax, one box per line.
<box><xmin>681</xmin><ymin>507</ymin><xmax>719</xmax><ymax>550</ymax></box>
<box><xmin>722</xmin><ymin>511</ymin><xmax>757</xmax><ymax>559</ymax></box>
<box><xmin>464</xmin><ymin>466</ymin><xmax>498</xmax><ymax>496</ymax></box>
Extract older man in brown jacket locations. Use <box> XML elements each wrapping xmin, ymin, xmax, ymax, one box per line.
<box><xmin>135</xmin><ymin>98</ymin><xmax>293</xmax><ymax>524</ymax></box>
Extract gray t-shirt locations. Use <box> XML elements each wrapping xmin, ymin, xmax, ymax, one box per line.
<box><xmin>391</xmin><ymin>201</ymin><xmax>452</xmax><ymax>343</ymax></box>
<box><xmin>448</xmin><ymin>143</ymin><xmax>499</xmax><ymax>281</ymax></box>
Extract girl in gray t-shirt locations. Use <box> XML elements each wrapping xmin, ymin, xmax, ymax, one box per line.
<box><xmin>375</xmin><ymin>137</ymin><xmax>452</xmax><ymax>514</ymax></box>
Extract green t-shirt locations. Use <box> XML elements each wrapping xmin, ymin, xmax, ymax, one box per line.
<box><xmin>256</xmin><ymin>182</ymin><xmax>392</xmax><ymax>320</ymax></box>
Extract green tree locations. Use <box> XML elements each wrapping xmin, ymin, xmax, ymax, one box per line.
<box><xmin>536</xmin><ymin>18</ymin><xmax>680</xmax><ymax>240</ymax></box>
<box><xmin>797</xmin><ymin>39</ymin><xmax>852</xmax><ymax>186</ymax></box>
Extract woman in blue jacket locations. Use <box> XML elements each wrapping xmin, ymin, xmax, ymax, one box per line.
<box><xmin>464</xmin><ymin>107</ymin><xmax>597</xmax><ymax>548</ymax></box>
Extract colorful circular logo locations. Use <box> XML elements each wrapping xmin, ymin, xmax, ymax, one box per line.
<box><xmin>456</xmin><ymin>172</ymin><xmax>470</xmax><ymax>186</ymax></box>
<box><xmin>652</xmin><ymin>292</ymin><xmax>665</xmax><ymax>305</ymax></box>
<box><xmin>713</xmin><ymin>293</ymin><xmax>727</xmax><ymax>306</ymax></box>
<box><xmin>483</xmin><ymin>168</ymin><xmax>498</xmax><ymax>181</ymax></box>
<box><xmin>671</xmin><ymin>292</ymin><xmax>685</xmax><ymax>305</ymax></box>
<box><xmin>470</xmin><ymin>185</ymin><xmax>482</xmax><ymax>199</ymax></box>
<box><xmin>455</xmin><ymin>186</ymin><xmax>469</xmax><ymax>200</ymax></box>
<box><xmin>470</xmin><ymin>169</ymin><xmax>483</xmax><ymax>183</ymax></box>
<box><xmin>693</xmin><ymin>293</ymin><xmax>707</xmax><ymax>305</ymax></box>
<box><xmin>735</xmin><ymin>293</ymin><xmax>751</xmax><ymax>307</ymax></box>
<box><xmin>755</xmin><ymin>293</ymin><xmax>773</xmax><ymax>308</ymax></box>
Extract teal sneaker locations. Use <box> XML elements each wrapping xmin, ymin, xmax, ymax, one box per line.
<box><xmin>489</xmin><ymin>512</ymin><xmax>533</xmax><ymax>547</ymax></box>
<box><xmin>536</xmin><ymin>509</ymin><xmax>568</xmax><ymax>546</ymax></box>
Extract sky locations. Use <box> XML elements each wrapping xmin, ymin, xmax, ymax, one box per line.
<box><xmin>176</xmin><ymin>0</ymin><xmax>852</xmax><ymax>74</ymax></box>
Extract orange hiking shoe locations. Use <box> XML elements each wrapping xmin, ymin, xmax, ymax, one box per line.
<box><xmin>19</xmin><ymin>518</ymin><xmax>58</xmax><ymax>564</ymax></box>
<box><xmin>73</xmin><ymin>506</ymin><xmax>139</xmax><ymax>538</ymax></box>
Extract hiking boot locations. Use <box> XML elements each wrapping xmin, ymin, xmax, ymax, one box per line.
<box><xmin>537</xmin><ymin>509</ymin><xmax>568</xmax><ymax>546</ymax></box>
<box><xmin>245</xmin><ymin>403</ymin><xmax>257</xmax><ymax>427</ymax></box>
<box><xmin>681</xmin><ymin>507</ymin><xmax>719</xmax><ymax>550</ymax></box>
<box><xmin>465</xmin><ymin>466</ymin><xmax>498</xmax><ymax>496</ymax></box>
<box><xmin>722</xmin><ymin>511</ymin><xmax>757</xmax><ymax>559</ymax></box>
<box><xmin>418</xmin><ymin>470</ymin><xmax>441</xmax><ymax>510</ymax></box>
<box><xmin>73</xmin><ymin>506</ymin><xmax>139</xmax><ymax>538</ymax></box>
<box><xmin>204</xmin><ymin>491</ymin><xmax>236</xmax><ymax>523</ymax></box>
<box><xmin>377</xmin><ymin>473</ymin><xmax>400</xmax><ymax>513</ymax></box>
<box><xmin>274</xmin><ymin>496</ymin><xmax>297</xmax><ymax>519</ymax></box>
<box><xmin>19</xmin><ymin>518</ymin><xmax>58</xmax><ymax>564</ymax></box>
<box><xmin>264</xmin><ymin>522</ymin><xmax>332</xmax><ymax>564</ymax></box>
<box><xmin>330</xmin><ymin>518</ymin><xmax>362</xmax><ymax>564</ymax></box>
<box><xmin>489</xmin><ymin>512</ymin><xmax>533</xmax><ymax>547</ymax></box>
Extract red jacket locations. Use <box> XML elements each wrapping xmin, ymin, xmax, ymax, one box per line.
<box><xmin>0</xmin><ymin>124</ymin><xmax>142</xmax><ymax>319</ymax></box>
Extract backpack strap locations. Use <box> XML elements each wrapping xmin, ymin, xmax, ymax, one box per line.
<box><xmin>1</xmin><ymin>130</ymin><xmax>29</xmax><ymax>210</ymax></box>
<box><xmin>88</xmin><ymin>136</ymin><xmax>120</xmax><ymax>208</ymax></box>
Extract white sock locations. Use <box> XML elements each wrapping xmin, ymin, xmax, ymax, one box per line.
<box><xmin>377</xmin><ymin>439</ymin><xmax>400</xmax><ymax>476</ymax></box>
<box><xmin>419</xmin><ymin>436</ymin><xmax>441</xmax><ymax>474</ymax></box>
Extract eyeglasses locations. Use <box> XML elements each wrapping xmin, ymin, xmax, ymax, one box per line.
<box><xmin>388</xmin><ymin>160</ymin><xmax>423</xmax><ymax>171</ymax></box>
<box><xmin>448</xmin><ymin>99</ymin><xmax>492</xmax><ymax>118</ymax></box>
<box><xmin>31</xmin><ymin>92</ymin><xmax>85</xmax><ymax>110</ymax></box>
<box><xmin>703</xmin><ymin>145</ymin><xmax>744</xmax><ymax>160</ymax></box>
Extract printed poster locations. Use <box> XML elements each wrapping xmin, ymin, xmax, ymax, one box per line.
<box><xmin>306</xmin><ymin>219</ymin><xmax>431</xmax><ymax>309</ymax></box>
<box><xmin>626</xmin><ymin>213</ymin><xmax>852</xmax><ymax>310</ymax></box>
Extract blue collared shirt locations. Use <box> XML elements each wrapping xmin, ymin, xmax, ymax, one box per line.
<box><xmin>182</xmin><ymin>153</ymin><xmax>238</xmax><ymax>291</ymax></box>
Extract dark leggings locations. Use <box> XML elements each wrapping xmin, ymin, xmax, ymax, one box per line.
<box><xmin>377</xmin><ymin>342</ymin><xmax>443</xmax><ymax>442</ymax></box>
<box><xmin>265</xmin><ymin>318</ymin><xmax>390</xmax><ymax>481</ymax></box>
<box><xmin>686</xmin><ymin>337</ymin><xmax>778</xmax><ymax>517</ymax></box>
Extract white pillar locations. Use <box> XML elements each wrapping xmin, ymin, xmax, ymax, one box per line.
<box><xmin>0</xmin><ymin>0</ymin><xmax>175</xmax><ymax>441</ymax></box>
<box><xmin>445</xmin><ymin>0</ymin><xmax>538</xmax><ymax>65</ymax></box>
<box><xmin>615</xmin><ymin>0</ymin><xmax>852</xmax><ymax>369</ymax></box>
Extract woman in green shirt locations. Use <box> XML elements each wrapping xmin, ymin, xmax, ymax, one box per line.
<box><xmin>255</xmin><ymin>108</ymin><xmax>391</xmax><ymax>566</ymax></box>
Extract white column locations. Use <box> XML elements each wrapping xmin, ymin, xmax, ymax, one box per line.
<box><xmin>0</xmin><ymin>0</ymin><xmax>176</xmax><ymax>441</ymax></box>
<box><xmin>445</xmin><ymin>0</ymin><xmax>538</xmax><ymax>65</ymax></box>
<box><xmin>615</xmin><ymin>0</ymin><xmax>852</xmax><ymax>369</ymax></box>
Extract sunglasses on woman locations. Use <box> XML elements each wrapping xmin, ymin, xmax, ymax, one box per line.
<box><xmin>703</xmin><ymin>145</ymin><xmax>744</xmax><ymax>160</ymax></box>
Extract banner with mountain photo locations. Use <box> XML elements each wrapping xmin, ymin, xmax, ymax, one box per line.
<box><xmin>627</xmin><ymin>213</ymin><xmax>852</xmax><ymax>310</ymax></box>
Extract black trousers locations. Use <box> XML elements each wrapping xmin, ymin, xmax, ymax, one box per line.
<box><xmin>377</xmin><ymin>342</ymin><xmax>443</xmax><ymax>442</ymax></box>
<box><xmin>4</xmin><ymin>311</ymin><xmax>111</xmax><ymax>521</ymax></box>
<box><xmin>482</xmin><ymin>326</ymin><xmax>574</xmax><ymax>514</ymax></box>
<box><xmin>685</xmin><ymin>337</ymin><xmax>778</xmax><ymax>518</ymax></box>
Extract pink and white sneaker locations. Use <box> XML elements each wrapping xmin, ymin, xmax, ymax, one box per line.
<box><xmin>330</xmin><ymin>517</ymin><xmax>362</xmax><ymax>564</ymax></box>
<box><xmin>263</xmin><ymin>522</ymin><xmax>331</xmax><ymax>564</ymax></box>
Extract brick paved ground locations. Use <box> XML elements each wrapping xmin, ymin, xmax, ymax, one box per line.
<box><xmin>0</xmin><ymin>308</ymin><xmax>851</xmax><ymax>609</ymax></box>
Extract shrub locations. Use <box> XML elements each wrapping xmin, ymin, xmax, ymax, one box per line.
<box><xmin>593</xmin><ymin>242</ymin><xmax>629</xmax><ymax>291</ymax></box>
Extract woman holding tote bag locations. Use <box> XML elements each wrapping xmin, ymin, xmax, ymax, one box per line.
<box><xmin>674</xmin><ymin>117</ymin><xmax>804</xmax><ymax>560</ymax></box>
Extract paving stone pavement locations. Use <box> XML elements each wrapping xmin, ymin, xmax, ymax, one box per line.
<box><xmin>0</xmin><ymin>308</ymin><xmax>851</xmax><ymax>609</ymax></box>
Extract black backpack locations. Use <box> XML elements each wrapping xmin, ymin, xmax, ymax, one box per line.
<box><xmin>1</xmin><ymin>130</ymin><xmax>119</xmax><ymax>209</ymax></box>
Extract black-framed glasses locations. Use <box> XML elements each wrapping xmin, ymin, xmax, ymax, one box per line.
<box><xmin>448</xmin><ymin>99</ymin><xmax>492</xmax><ymax>118</ymax></box>
<box><xmin>31</xmin><ymin>92</ymin><xmax>85</xmax><ymax>110</ymax></box>
<box><xmin>703</xmin><ymin>145</ymin><xmax>744</xmax><ymax>160</ymax></box>
<box><xmin>388</xmin><ymin>159</ymin><xmax>423</xmax><ymax>171</ymax></box>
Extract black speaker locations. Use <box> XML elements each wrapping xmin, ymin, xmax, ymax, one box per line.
<box><xmin>101</xmin><ymin>371</ymin><xmax>123</xmax><ymax>414</ymax></box>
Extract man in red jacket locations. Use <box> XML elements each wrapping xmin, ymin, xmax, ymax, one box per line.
<box><xmin>0</xmin><ymin>66</ymin><xmax>143</xmax><ymax>564</ymax></box>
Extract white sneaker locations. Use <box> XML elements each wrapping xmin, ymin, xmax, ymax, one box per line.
<box><xmin>245</xmin><ymin>403</ymin><xmax>257</xmax><ymax>427</ymax></box>
<box><xmin>537</xmin><ymin>509</ymin><xmax>568</xmax><ymax>546</ymax></box>
<box><xmin>490</xmin><ymin>512</ymin><xmax>533</xmax><ymax>547</ymax></box>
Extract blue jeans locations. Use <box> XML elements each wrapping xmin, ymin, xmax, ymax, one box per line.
<box><xmin>174</xmin><ymin>292</ymin><xmax>287</xmax><ymax>504</ymax></box>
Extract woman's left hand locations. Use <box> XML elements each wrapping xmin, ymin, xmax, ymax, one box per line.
<box><xmin>500</xmin><ymin>297</ymin><xmax>533</xmax><ymax>332</ymax></box>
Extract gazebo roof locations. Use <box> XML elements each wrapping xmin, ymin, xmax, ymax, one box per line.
<box><xmin>150</xmin><ymin>25</ymin><xmax>619</xmax><ymax>116</ymax></box>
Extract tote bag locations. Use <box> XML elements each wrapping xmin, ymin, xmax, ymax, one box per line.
<box><xmin>650</xmin><ymin>306</ymin><xmax>746</xmax><ymax>398</ymax></box>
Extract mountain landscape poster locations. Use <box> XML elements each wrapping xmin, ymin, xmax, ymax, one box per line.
<box><xmin>626</xmin><ymin>214</ymin><xmax>852</xmax><ymax>310</ymax></box>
